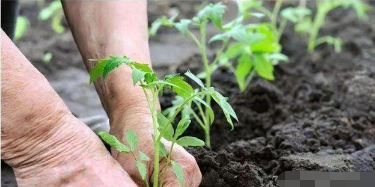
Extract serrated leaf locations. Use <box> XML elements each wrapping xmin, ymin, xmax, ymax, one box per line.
<box><xmin>209</xmin><ymin>89</ymin><xmax>238</xmax><ymax>129</ymax></box>
<box><xmin>136</xmin><ymin>161</ymin><xmax>148</xmax><ymax>180</ymax></box>
<box><xmin>184</xmin><ymin>71</ymin><xmax>204</xmax><ymax>88</ymax></box>
<box><xmin>126</xmin><ymin>130</ymin><xmax>138</xmax><ymax>151</ymax></box>
<box><xmin>177</xmin><ymin>136</ymin><xmax>205</xmax><ymax>147</ymax></box>
<box><xmin>139</xmin><ymin>151</ymin><xmax>150</xmax><ymax>161</ymax></box>
<box><xmin>157</xmin><ymin>112</ymin><xmax>174</xmax><ymax>141</ymax></box>
<box><xmin>235</xmin><ymin>54</ymin><xmax>253</xmax><ymax>91</ymax></box>
<box><xmin>90</xmin><ymin>60</ymin><xmax>109</xmax><ymax>83</ymax></box>
<box><xmin>164</xmin><ymin>75</ymin><xmax>193</xmax><ymax>99</ymax></box>
<box><xmin>174</xmin><ymin>116</ymin><xmax>191</xmax><ymax>139</ymax></box>
<box><xmin>253</xmin><ymin>54</ymin><xmax>274</xmax><ymax>80</ymax></box>
<box><xmin>98</xmin><ymin>132</ymin><xmax>130</xmax><ymax>153</ymax></box>
<box><xmin>175</xmin><ymin>19</ymin><xmax>191</xmax><ymax>36</ymax></box>
<box><xmin>171</xmin><ymin>161</ymin><xmax>185</xmax><ymax>187</ymax></box>
<box><xmin>195</xmin><ymin>3</ymin><xmax>225</xmax><ymax>29</ymax></box>
<box><xmin>103</xmin><ymin>56</ymin><xmax>130</xmax><ymax>78</ymax></box>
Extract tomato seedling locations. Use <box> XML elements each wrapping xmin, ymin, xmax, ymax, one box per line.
<box><xmin>150</xmin><ymin>3</ymin><xmax>243</xmax><ymax>147</ymax></box>
<box><xmin>283</xmin><ymin>0</ymin><xmax>370</xmax><ymax>52</ymax></box>
<box><xmin>89</xmin><ymin>55</ymin><xmax>236</xmax><ymax>186</ymax></box>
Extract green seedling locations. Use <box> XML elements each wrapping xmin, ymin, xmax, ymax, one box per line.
<box><xmin>283</xmin><ymin>0</ymin><xmax>370</xmax><ymax>52</ymax></box>
<box><xmin>90</xmin><ymin>55</ymin><xmax>236</xmax><ymax>186</ymax></box>
<box><xmin>150</xmin><ymin>3</ymin><xmax>242</xmax><ymax>147</ymax></box>
<box><xmin>213</xmin><ymin>1</ymin><xmax>288</xmax><ymax>91</ymax></box>
<box><xmin>39</xmin><ymin>0</ymin><xmax>65</xmax><ymax>34</ymax></box>
<box><xmin>14</xmin><ymin>16</ymin><xmax>30</xmax><ymax>41</ymax></box>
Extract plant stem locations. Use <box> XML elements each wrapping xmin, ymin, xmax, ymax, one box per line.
<box><xmin>211</xmin><ymin>39</ymin><xmax>229</xmax><ymax>67</ymax></box>
<box><xmin>159</xmin><ymin>142</ymin><xmax>176</xmax><ymax>187</ymax></box>
<box><xmin>152</xmin><ymin>91</ymin><xmax>161</xmax><ymax>187</ymax></box>
<box><xmin>277</xmin><ymin>18</ymin><xmax>287</xmax><ymax>42</ymax></box>
<box><xmin>272</xmin><ymin>0</ymin><xmax>283</xmax><ymax>28</ymax></box>
<box><xmin>199</xmin><ymin>21</ymin><xmax>213</xmax><ymax>148</ymax></box>
<box><xmin>143</xmin><ymin>87</ymin><xmax>161</xmax><ymax>187</ymax></box>
<box><xmin>308</xmin><ymin>4</ymin><xmax>327</xmax><ymax>52</ymax></box>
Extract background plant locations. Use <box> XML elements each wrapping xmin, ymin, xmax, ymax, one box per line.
<box><xmin>89</xmin><ymin>55</ymin><xmax>236</xmax><ymax>186</ymax></box>
<box><xmin>38</xmin><ymin>0</ymin><xmax>65</xmax><ymax>34</ymax></box>
<box><xmin>14</xmin><ymin>16</ymin><xmax>30</xmax><ymax>41</ymax></box>
<box><xmin>150</xmin><ymin>3</ymin><xmax>242</xmax><ymax>147</ymax></box>
<box><xmin>282</xmin><ymin>0</ymin><xmax>370</xmax><ymax>52</ymax></box>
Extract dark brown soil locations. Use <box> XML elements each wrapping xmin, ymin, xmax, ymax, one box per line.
<box><xmin>168</xmin><ymin>4</ymin><xmax>375</xmax><ymax>187</ymax></box>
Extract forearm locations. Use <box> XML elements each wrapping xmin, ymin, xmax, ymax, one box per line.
<box><xmin>1</xmin><ymin>30</ymin><xmax>88</xmax><ymax>173</ymax></box>
<box><xmin>62</xmin><ymin>1</ymin><xmax>151</xmax><ymax>121</ymax></box>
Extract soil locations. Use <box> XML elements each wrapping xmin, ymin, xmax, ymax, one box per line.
<box><xmin>2</xmin><ymin>1</ymin><xmax>375</xmax><ymax>187</ymax></box>
<box><xmin>173</xmin><ymin>4</ymin><xmax>375</xmax><ymax>187</ymax></box>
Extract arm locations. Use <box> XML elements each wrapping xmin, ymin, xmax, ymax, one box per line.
<box><xmin>1</xmin><ymin>29</ymin><xmax>137</xmax><ymax>186</ymax></box>
<box><xmin>62</xmin><ymin>1</ymin><xmax>151</xmax><ymax>121</ymax></box>
<box><xmin>62</xmin><ymin>1</ymin><xmax>201</xmax><ymax>186</ymax></box>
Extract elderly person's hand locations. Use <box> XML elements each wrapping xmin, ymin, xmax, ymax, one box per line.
<box><xmin>1</xmin><ymin>30</ymin><xmax>137</xmax><ymax>187</ymax></box>
<box><xmin>110</xmin><ymin>106</ymin><xmax>202</xmax><ymax>187</ymax></box>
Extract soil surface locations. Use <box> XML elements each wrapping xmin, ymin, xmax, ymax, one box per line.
<box><xmin>174</xmin><ymin>3</ymin><xmax>375</xmax><ymax>187</ymax></box>
<box><xmin>2</xmin><ymin>1</ymin><xmax>375</xmax><ymax>187</ymax></box>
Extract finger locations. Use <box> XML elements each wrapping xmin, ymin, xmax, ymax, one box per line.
<box><xmin>161</xmin><ymin>144</ymin><xmax>202</xmax><ymax>187</ymax></box>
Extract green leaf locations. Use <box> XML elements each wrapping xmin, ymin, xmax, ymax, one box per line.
<box><xmin>266</xmin><ymin>53</ymin><xmax>289</xmax><ymax>62</ymax></box>
<box><xmin>157</xmin><ymin>112</ymin><xmax>174</xmax><ymax>141</ymax></box>
<box><xmin>89</xmin><ymin>59</ymin><xmax>109</xmax><ymax>83</ymax></box>
<box><xmin>14</xmin><ymin>16</ymin><xmax>29</xmax><ymax>41</ymax></box>
<box><xmin>281</xmin><ymin>7</ymin><xmax>312</xmax><ymax>23</ymax></box>
<box><xmin>195</xmin><ymin>3</ymin><xmax>226</xmax><ymax>29</ymax></box>
<box><xmin>177</xmin><ymin>136</ymin><xmax>205</xmax><ymax>147</ymax></box>
<box><xmin>194</xmin><ymin>96</ymin><xmax>215</xmax><ymax>124</ymax></box>
<box><xmin>38</xmin><ymin>1</ymin><xmax>62</xmax><ymax>20</ymax></box>
<box><xmin>126</xmin><ymin>130</ymin><xmax>138</xmax><ymax>151</ymax></box>
<box><xmin>132</xmin><ymin>69</ymin><xmax>146</xmax><ymax>85</ymax></box>
<box><xmin>171</xmin><ymin>161</ymin><xmax>185</xmax><ymax>187</ymax></box>
<box><xmin>237</xmin><ymin>0</ymin><xmax>262</xmax><ymax>14</ymax></box>
<box><xmin>136</xmin><ymin>161</ymin><xmax>148</xmax><ymax>180</ymax></box>
<box><xmin>103</xmin><ymin>56</ymin><xmax>131</xmax><ymax>78</ymax></box>
<box><xmin>225</xmin><ymin>42</ymin><xmax>244</xmax><ymax>59</ymax></box>
<box><xmin>253</xmin><ymin>54</ymin><xmax>274</xmax><ymax>80</ymax></box>
<box><xmin>174</xmin><ymin>116</ymin><xmax>191</xmax><ymax>139</ymax></box>
<box><xmin>235</xmin><ymin>54</ymin><xmax>253</xmax><ymax>91</ymax></box>
<box><xmin>51</xmin><ymin>12</ymin><xmax>64</xmax><ymax>33</ymax></box>
<box><xmin>159</xmin><ymin>142</ymin><xmax>168</xmax><ymax>157</ymax></box>
<box><xmin>139</xmin><ymin>151</ymin><xmax>150</xmax><ymax>161</ymax></box>
<box><xmin>250</xmin><ymin>24</ymin><xmax>280</xmax><ymax>53</ymax></box>
<box><xmin>184</xmin><ymin>71</ymin><xmax>204</xmax><ymax>88</ymax></box>
<box><xmin>98</xmin><ymin>132</ymin><xmax>130</xmax><ymax>153</ymax></box>
<box><xmin>295</xmin><ymin>17</ymin><xmax>312</xmax><ymax>34</ymax></box>
<box><xmin>175</xmin><ymin>19</ymin><xmax>191</xmax><ymax>36</ymax></box>
<box><xmin>149</xmin><ymin>15</ymin><xmax>176</xmax><ymax>36</ymax></box>
<box><xmin>164</xmin><ymin>75</ymin><xmax>194</xmax><ymax>99</ymax></box>
<box><xmin>210</xmin><ymin>89</ymin><xmax>238</xmax><ymax>129</ymax></box>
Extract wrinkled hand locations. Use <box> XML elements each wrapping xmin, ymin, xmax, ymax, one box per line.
<box><xmin>2</xmin><ymin>115</ymin><xmax>138</xmax><ymax>187</ymax></box>
<box><xmin>110</xmin><ymin>107</ymin><xmax>202</xmax><ymax>187</ymax></box>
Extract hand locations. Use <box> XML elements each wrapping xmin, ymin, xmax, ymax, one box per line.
<box><xmin>2</xmin><ymin>114</ymin><xmax>138</xmax><ymax>187</ymax></box>
<box><xmin>110</xmin><ymin>106</ymin><xmax>202</xmax><ymax>187</ymax></box>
